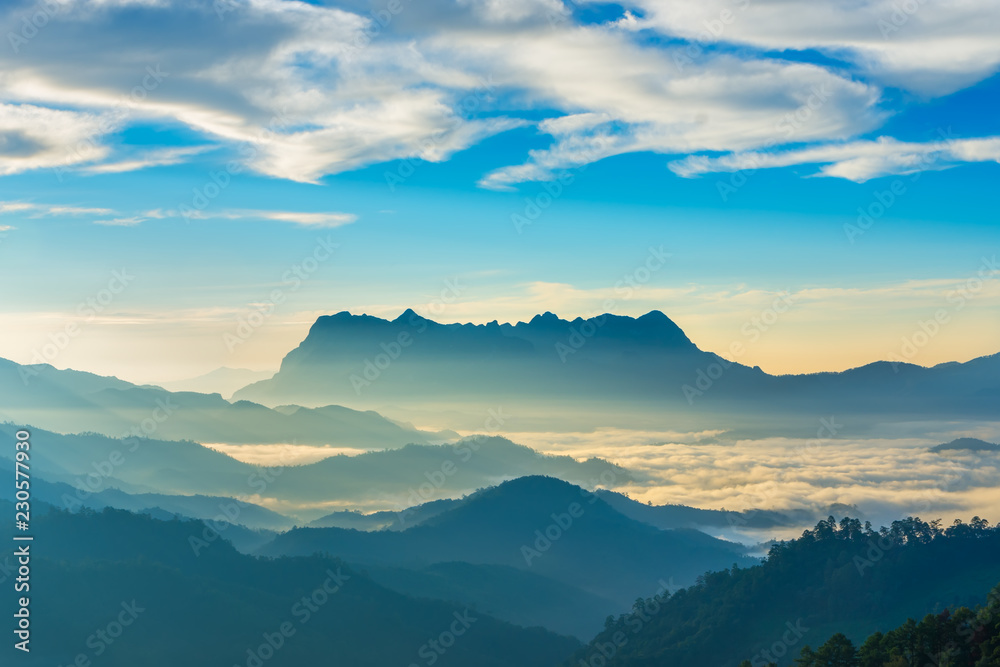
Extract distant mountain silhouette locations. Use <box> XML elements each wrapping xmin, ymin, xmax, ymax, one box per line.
<box><xmin>258</xmin><ymin>476</ymin><xmax>753</xmax><ymax>610</ymax></box>
<box><xmin>0</xmin><ymin>457</ymin><xmax>290</xmax><ymax>530</ymax></box>
<box><xmin>232</xmin><ymin>310</ymin><xmax>1000</xmax><ymax>430</ymax></box>
<box><xmin>931</xmin><ymin>437</ymin><xmax>1000</xmax><ymax>453</ymax></box>
<box><xmin>0</xmin><ymin>425</ymin><xmax>627</xmax><ymax>512</ymax></box>
<box><xmin>595</xmin><ymin>489</ymin><xmax>853</xmax><ymax>532</ymax></box>
<box><xmin>308</xmin><ymin>488</ymin><xmax>838</xmax><ymax>535</ymax></box>
<box><xmin>0</xmin><ymin>356</ymin><xmax>446</xmax><ymax>447</ymax></box>
<box><xmin>310</xmin><ymin>498</ymin><xmax>462</xmax><ymax>530</ymax></box>
<box><xmin>157</xmin><ymin>366</ymin><xmax>275</xmax><ymax>399</ymax></box>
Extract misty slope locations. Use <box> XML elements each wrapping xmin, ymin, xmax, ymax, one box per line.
<box><xmin>0</xmin><ymin>508</ymin><xmax>579</xmax><ymax>667</ymax></box>
<box><xmin>567</xmin><ymin>517</ymin><xmax>1000</xmax><ymax>667</ymax></box>
<box><xmin>597</xmin><ymin>489</ymin><xmax>818</xmax><ymax>531</ymax></box>
<box><xmin>0</xmin><ymin>456</ymin><xmax>290</xmax><ymax>530</ymax></box>
<box><xmin>268</xmin><ymin>435</ymin><xmax>630</xmax><ymax>505</ymax></box>
<box><xmin>157</xmin><ymin>366</ymin><xmax>274</xmax><ymax>398</ymax></box>
<box><xmin>310</xmin><ymin>498</ymin><xmax>462</xmax><ymax>530</ymax></box>
<box><xmin>0</xmin><ymin>426</ymin><xmax>627</xmax><ymax>510</ymax></box>
<box><xmin>361</xmin><ymin>561</ymin><xmax>617</xmax><ymax>640</ymax></box>
<box><xmin>258</xmin><ymin>476</ymin><xmax>753</xmax><ymax>610</ymax></box>
<box><xmin>233</xmin><ymin>310</ymin><xmax>1000</xmax><ymax>426</ymax></box>
<box><xmin>0</xmin><ymin>356</ymin><xmax>439</xmax><ymax>447</ymax></box>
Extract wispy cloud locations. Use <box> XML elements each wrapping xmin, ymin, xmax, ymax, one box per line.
<box><xmin>0</xmin><ymin>201</ymin><xmax>115</xmax><ymax>217</ymax></box>
<box><xmin>669</xmin><ymin>136</ymin><xmax>1000</xmax><ymax>182</ymax></box>
<box><xmin>0</xmin><ymin>0</ymin><xmax>996</xmax><ymax>185</ymax></box>
<box><xmin>83</xmin><ymin>146</ymin><xmax>212</xmax><ymax>175</ymax></box>
<box><xmin>177</xmin><ymin>208</ymin><xmax>359</xmax><ymax>228</ymax></box>
<box><xmin>249</xmin><ymin>210</ymin><xmax>358</xmax><ymax>228</ymax></box>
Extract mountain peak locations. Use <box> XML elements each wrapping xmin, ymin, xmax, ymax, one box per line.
<box><xmin>394</xmin><ymin>308</ymin><xmax>422</xmax><ymax>322</ymax></box>
<box><xmin>528</xmin><ymin>312</ymin><xmax>563</xmax><ymax>326</ymax></box>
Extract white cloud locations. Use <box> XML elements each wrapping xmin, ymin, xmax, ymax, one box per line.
<box><xmin>0</xmin><ymin>201</ymin><xmax>115</xmax><ymax>217</ymax></box>
<box><xmin>669</xmin><ymin>135</ymin><xmax>1000</xmax><ymax>181</ymax></box>
<box><xmin>600</xmin><ymin>0</ymin><xmax>1000</xmax><ymax>95</ymax></box>
<box><xmin>174</xmin><ymin>208</ymin><xmax>359</xmax><ymax>228</ymax></box>
<box><xmin>93</xmin><ymin>216</ymin><xmax>145</xmax><ymax>226</ymax></box>
<box><xmin>83</xmin><ymin>146</ymin><xmax>211</xmax><ymax>175</ymax></box>
<box><xmin>0</xmin><ymin>0</ymin><xmax>996</xmax><ymax>186</ymax></box>
<box><xmin>251</xmin><ymin>210</ymin><xmax>357</xmax><ymax>228</ymax></box>
<box><xmin>0</xmin><ymin>103</ymin><xmax>109</xmax><ymax>175</ymax></box>
<box><xmin>459</xmin><ymin>32</ymin><xmax>883</xmax><ymax>188</ymax></box>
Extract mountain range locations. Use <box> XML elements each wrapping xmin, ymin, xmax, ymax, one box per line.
<box><xmin>233</xmin><ymin>310</ymin><xmax>1000</xmax><ymax>433</ymax></box>
<box><xmin>258</xmin><ymin>476</ymin><xmax>754</xmax><ymax>614</ymax></box>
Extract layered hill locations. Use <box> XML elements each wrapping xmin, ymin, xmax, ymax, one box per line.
<box><xmin>0</xmin><ymin>508</ymin><xmax>580</xmax><ymax>667</ymax></box>
<box><xmin>0</xmin><ymin>356</ymin><xmax>444</xmax><ymax>447</ymax></box>
<box><xmin>259</xmin><ymin>476</ymin><xmax>753</xmax><ymax>610</ymax></box>
<box><xmin>0</xmin><ymin>425</ymin><xmax>627</xmax><ymax>512</ymax></box>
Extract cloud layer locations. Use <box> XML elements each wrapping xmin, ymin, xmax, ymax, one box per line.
<box><xmin>0</xmin><ymin>0</ymin><xmax>997</xmax><ymax>186</ymax></box>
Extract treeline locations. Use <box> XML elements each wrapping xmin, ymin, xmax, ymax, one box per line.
<box><xmin>566</xmin><ymin>516</ymin><xmax>1000</xmax><ymax>666</ymax></box>
<box><xmin>744</xmin><ymin>584</ymin><xmax>1000</xmax><ymax>665</ymax></box>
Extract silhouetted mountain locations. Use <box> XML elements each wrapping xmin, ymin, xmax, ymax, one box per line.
<box><xmin>259</xmin><ymin>476</ymin><xmax>753</xmax><ymax>610</ymax></box>
<box><xmin>310</xmin><ymin>498</ymin><xmax>462</xmax><ymax>530</ymax></box>
<box><xmin>0</xmin><ymin>508</ymin><xmax>580</xmax><ymax>667</ymax></box>
<box><xmin>0</xmin><ymin>426</ymin><xmax>628</xmax><ymax>512</ymax></box>
<box><xmin>0</xmin><ymin>457</ymin><xmax>290</xmax><ymax>530</ymax></box>
<box><xmin>931</xmin><ymin>437</ymin><xmax>1000</xmax><ymax>453</ymax></box>
<box><xmin>597</xmin><ymin>489</ymin><xmax>818</xmax><ymax>531</ymax></box>
<box><xmin>233</xmin><ymin>311</ymin><xmax>1000</xmax><ymax>431</ymax></box>
<box><xmin>568</xmin><ymin>516</ymin><xmax>1000</xmax><ymax>666</ymax></box>
<box><xmin>157</xmin><ymin>366</ymin><xmax>275</xmax><ymax>399</ymax></box>
<box><xmin>0</xmin><ymin>356</ymin><xmax>441</xmax><ymax>447</ymax></box>
<box><xmin>267</xmin><ymin>436</ymin><xmax>631</xmax><ymax>506</ymax></box>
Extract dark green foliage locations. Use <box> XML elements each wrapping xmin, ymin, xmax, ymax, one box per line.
<box><xmin>569</xmin><ymin>516</ymin><xmax>1000</xmax><ymax>667</ymax></box>
<box><xmin>791</xmin><ymin>583</ymin><xmax>1000</xmax><ymax>666</ymax></box>
<box><xmin>0</xmin><ymin>507</ymin><xmax>580</xmax><ymax>667</ymax></box>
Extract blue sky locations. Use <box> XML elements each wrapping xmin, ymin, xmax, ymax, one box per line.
<box><xmin>0</xmin><ymin>0</ymin><xmax>998</xmax><ymax>382</ymax></box>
